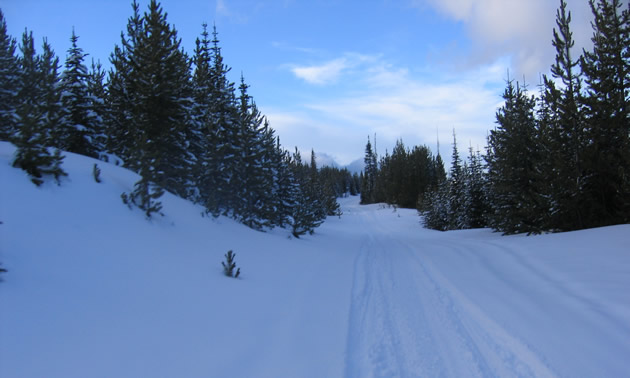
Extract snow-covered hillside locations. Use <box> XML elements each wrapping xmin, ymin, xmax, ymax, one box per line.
<box><xmin>1</xmin><ymin>141</ymin><xmax>629</xmax><ymax>377</ymax></box>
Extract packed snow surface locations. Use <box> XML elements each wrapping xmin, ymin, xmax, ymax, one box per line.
<box><xmin>1</xmin><ymin>141</ymin><xmax>629</xmax><ymax>377</ymax></box>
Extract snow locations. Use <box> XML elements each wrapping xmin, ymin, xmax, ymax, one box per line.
<box><xmin>1</xmin><ymin>140</ymin><xmax>629</xmax><ymax>377</ymax></box>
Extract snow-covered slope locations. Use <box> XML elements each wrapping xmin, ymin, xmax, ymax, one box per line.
<box><xmin>1</xmin><ymin>141</ymin><xmax>629</xmax><ymax>377</ymax></box>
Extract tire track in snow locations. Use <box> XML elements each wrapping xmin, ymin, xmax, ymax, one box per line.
<box><xmin>400</xmin><ymin>243</ymin><xmax>557</xmax><ymax>377</ymax></box>
<box><xmin>344</xmin><ymin>211</ymin><xmax>446</xmax><ymax>377</ymax></box>
<box><xmin>344</xmin><ymin>209</ymin><xmax>558</xmax><ymax>377</ymax></box>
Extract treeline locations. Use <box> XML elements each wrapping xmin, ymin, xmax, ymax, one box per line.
<box><xmin>359</xmin><ymin>136</ymin><xmax>446</xmax><ymax>208</ymax></box>
<box><xmin>425</xmin><ymin>0</ymin><xmax>630</xmax><ymax>234</ymax></box>
<box><xmin>361</xmin><ymin>0</ymin><xmax>629</xmax><ymax>235</ymax></box>
<box><xmin>0</xmin><ymin>1</ymin><xmax>348</xmax><ymax>237</ymax></box>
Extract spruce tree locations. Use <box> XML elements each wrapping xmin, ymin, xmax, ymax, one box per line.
<box><xmin>420</xmin><ymin>151</ymin><xmax>450</xmax><ymax>231</ymax></box>
<box><xmin>86</xmin><ymin>59</ymin><xmax>107</xmax><ymax>158</ymax></box>
<box><xmin>0</xmin><ymin>10</ymin><xmax>20</xmax><ymax>140</ymax></box>
<box><xmin>486</xmin><ymin>78</ymin><xmax>539</xmax><ymax>234</ymax></box>
<box><xmin>465</xmin><ymin>146</ymin><xmax>489</xmax><ymax>228</ymax></box>
<box><xmin>199</xmin><ymin>26</ymin><xmax>239</xmax><ymax>216</ymax></box>
<box><xmin>12</xmin><ymin>30</ymin><xmax>66</xmax><ymax>186</ymax></box>
<box><xmin>290</xmin><ymin>148</ymin><xmax>324</xmax><ymax>237</ymax></box>
<box><xmin>546</xmin><ymin>0</ymin><xmax>587</xmax><ymax>231</ymax></box>
<box><xmin>189</xmin><ymin>23</ymin><xmax>214</xmax><ymax>203</ymax></box>
<box><xmin>59</xmin><ymin>29</ymin><xmax>101</xmax><ymax>158</ymax></box>
<box><xmin>234</xmin><ymin>75</ymin><xmax>272</xmax><ymax>229</ymax></box>
<box><xmin>361</xmin><ymin>136</ymin><xmax>377</xmax><ymax>204</ymax></box>
<box><xmin>580</xmin><ymin>0</ymin><xmax>630</xmax><ymax>227</ymax></box>
<box><xmin>106</xmin><ymin>1</ymin><xmax>141</xmax><ymax>162</ymax></box>
<box><xmin>421</xmin><ymin>179</ymin><xmax>450</xmax><ymax>231</ymax></box>
<box><xmin>39</xmin><ymin>39</ymin><xmax>64</xmax><ymax>148</ymax></box>
<box><xmin>113</xmin><ymin>0</ymin><xmax>193</xmax><ymax>216</ymax></box>
<box><xmin>448</xmin><ymin>130</ymin><xmax>467</xmax><ymax>229</ymax></box>
<box><xmin>269</xmin><ymin>137</ymin><xmax>298</xmax><ymax>228</ymax></box>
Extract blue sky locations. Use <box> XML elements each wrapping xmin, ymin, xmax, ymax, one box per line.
<box><xmin>1</xmin><ymin>0</ymin><xmax>605</xmax><ymax>166</ymax></box>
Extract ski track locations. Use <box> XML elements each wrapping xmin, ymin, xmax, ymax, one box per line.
<box><xmin>344</xmin><ymin>209</ymin><xmax>558</xmax><ymax>378</ymax></box>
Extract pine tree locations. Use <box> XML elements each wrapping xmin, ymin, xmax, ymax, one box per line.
<box><xmin>39</xmin><ymin>39</ymin><xmax>64</xmax><ymax>148</ymax></box>
<box><xmin>465</xmin><ymin>146</ymin><xmax>489</xmax><ymax>228</ymax></box>
<box><xmin>580</xmin><ymin>0</ymin><xmax>630</xmax><ymax>227</ymax></box>
<box><xmin>86</xmin><ymin>59</ymin><xmax>107</xmax><ymax>158</ymax></box>
<box><xmin>486</xmin><ymin>78</ymin><xmax>539</xmax><ymax>234</ymax></box>
<box><xmin>113</xmin><ymin>0</ymin><xmax>193</xmax><ymax>216</ymax></box>
<box><xmin>420</xmin><ymin>157</ymin><xmax>450</xmax><ymax>232</ymax></box>
<box><xmin>199</xmin><ymin>26</ymin><xmax>239</xmax><ymax>216</ymax></box>
<box><xmin>448</xmin><ymin>130</ymin><xmax>467</xmax><ymax>229</ymax></box>
<box><xmin>234</xmin><ymin>75</ymin><xmax>273</xmax><ymax>229</ymax></box>
<box><xmin>12</xmin><ymin>30</ymin><xmax>66</xmax><ymax>186</ymax></box>
<box><xmin>106</xmin><ymin>1</ymin><xmax>143</xmax><ymax>163</ymax></box>
<box><xmin>421</xmin><ymin>180</ymin><xmax>450</xmax><ymax>231</ymax></box>
<box><xmin>0</xmin><ymin>10</ymin><xmax>20</xmax><ymax>140</ymax></box>
<box><xmin>189</xmin><ymin>23</ymin><xmax>214</xmax><ymax>203</ymax></box>
<box><xmin>545</xmin><ymin>0</ymin><xmax>587</xmax><ymax>231</ymax></box>
<box><xmin>59</xmin><ymin>29</ymin><xmax>101</xmax><ymax>158</ymax></box>
<box><xmin>290</xmin><ymin>148</ymin><xmax>324</xmax><ymax>237</ymax></box>
<box><xmin>270</xmin><ymin>137</ymin><xmax>298</xmax><ymax>228</ymax></box>
<box><xmin>361</xmin><ymin>136</ymin><xmax>377</xmax><ymax>204</ymax></box>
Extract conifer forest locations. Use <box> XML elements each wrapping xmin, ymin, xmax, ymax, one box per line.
<box><xmin>361</xmin><ymin>0</ymin><xmax>630</xmax><ymax>235</ymax></box>
<box><xmin>1</xmin><ymin>0</ymin><xmax>629</xmax><ymax>235</ymax></box>
<box><xmin>0</xmin><ymin>1</ymin><xmax>356</xmax><ymax>237</ymax></box>
<box><xmin>2</xmin><ymin>1</ymin><xmax>630</xmax><ymax>376</ymax></box>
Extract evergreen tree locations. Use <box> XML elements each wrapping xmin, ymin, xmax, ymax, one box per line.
<box><xmin>448</xmin><ymin>130</ymin><xmax>467</xmax><ymax>229</ymax></box>
<box><xmin>361</xmin><ymin>136</ymin><xmax>377</xmax><ymax>204</ymax></box>
<box><xmin>106</xmin><ymin>0</ymin><xmax>143</xmax><ymax>162</ymax></box>
<box><xmin>269</xmin><ymin>137</ymin><xmax>298</xmax><ymax>228</ymax></box>
<box><xmin>12</xmin><ymin>30</ymin><xmax>66</xmax><ymax>186</ymax></box>
<box><xmin>39</xmin><ymin>39</ymin><xmax>64</xmax><ymax>148</ymax></box>
<box><xmin>199</xmin><ymin>25</ymin><xmax>239</xmax><ymax>216</ymax></box>
<box><xmin>113</xmin><ymin>0</ymin><xmax>194</xmax><ymax>216</ymax></box>
<box><xmin>86</xmin><ymin>59</ymin><xmax>107</xmax><ymax>158</ymax></box>
<box><xmin>421</xmin><ymin>179</ymin><xmax>450</xmax><ymax>231</ymax></box>
<box><xmin>532</xmin><ymin>77</ymin><xmax>559</xmax><ymax>231</ymax></box>
<box><xmin>290</xmin><ymin>148</ymin><xmax>324</xmax><ymax>237</ymax></box>
<box><xmin>464</xmin><ymin>146</ymin><xmax>489</xmax><ymax>228</ymax></box>
<box><xmin>420</xmin><ymin>150</ymin><xmax>449</xmax><ymax>231</ymax></box>
<box><xmin>580</xmin><ymin>0</ymin><xmax>630</xmax><ymax>227</ymax></box>
<box><xmin>189</xmin><ymin>23</ymin><xmax>213</xmax><ymax>203</ymax></box>
<box><xmin>388</xmin><ymin>140</ymin><xmax>407</xmax><ymax>206</ymax></box>
<box><xmin>308</xmin><ymin>149</ymin><xmax>340</xmax><ymax>217</ymax></box>
<box><xmin>234</xmin><ymin>75</ymin><xmax>273</xmax><ymax>229</ymax></box>
<box><xmin>59</xmin><ymin>29</ymin><xmax>101</xmax><ymax>158</ymax></box>
<box><xmin>545</xmin><ymin>0</ymin><xmax>587</xmax><ymax>231</ymax></box>
<box><xmin>486</xmin><ymin>78</ymin><xmax>539</xmax><ymax>234</ymax></box>
<box><xmin>0</xmin><ymin>10</ymin><xmax>20</xmax><ymax>140</ymax></box>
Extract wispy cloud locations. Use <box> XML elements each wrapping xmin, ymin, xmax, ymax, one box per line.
<box><xmin>288</xmin><ymin>53</ymin><xmax>378</xmax><ymax>85</ymax></box>
<box><xmin>290</xmin><ymin>58</ymin><xmax>349</xmax><ymax>85</ymax></box>
<box><xmin>414</xmin><ymin>0</ymin><xmax>599</xmax><ymax>79</ymax></box>
<box><xmin>267</xmin><ymin>53</ymin><xmax>505</xmax><ymax>164</ymax></box>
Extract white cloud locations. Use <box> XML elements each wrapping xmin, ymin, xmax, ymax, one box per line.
<box><xmin>291</xmin><ymin>58</ymin><xmax>349</xmax><ymax>85</ymax></box>
<box><xmin>267</xmin><ymin>54</ymin><xmax>506</xmax><ymax>165</ymax></box>
<box><xmin>289</xmin><ymin>53</ymin><xmax>379</xmax><ymax>85</ymax></box>
<box><xmin>415</xmin><ymin>0</ymin><xmax>609</xmax><ymax>80</ymax></box>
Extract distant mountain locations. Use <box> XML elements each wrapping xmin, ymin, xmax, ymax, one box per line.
<box><xmin>315</xmin><ymin>152</ymin><xmax>364</xmax><ymax>174</ymax></box>
<box><xmin>315</xmin><ymin>152</ymin><xmax>340</xmax><ymax>168</ymax></box>
<box><xmin>345</xmin><ymin>158</ymin><xmax>365</xmax><ymax>174</ymax></box>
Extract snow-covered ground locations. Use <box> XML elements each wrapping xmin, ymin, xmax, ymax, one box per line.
<box><xmin>1</xmin><ymin>141</ymin><xmax>629</xmax><ymax>377</ymax></box>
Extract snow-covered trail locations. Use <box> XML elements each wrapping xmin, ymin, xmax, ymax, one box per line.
<box><xmin>340</xmin><ymin>200</ymin><xmax>630</xmax><ymax>377</ymax></box>
<box><xmin>2</xmin><ymin>142</ymin><xmax>628</xmax><ymax>377</ymax></box>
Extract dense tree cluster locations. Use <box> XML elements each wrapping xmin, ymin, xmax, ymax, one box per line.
<box><xmin>360</xmin><ymin>136</ymin><xmax>446</xmax><ymax>210</ymax></box>
<box><xmin>0</xmin><ymin>2</ymin><xmax>341</xmax><ymax>235</ymax></box>
<box><xmin>420</xmin><ymin>0</ymin><xmax>629</xmax><ymax>234</ymax></box>
<box><xmin>420</xmin><ymin>132</ymin><xmax>490</xmax><ymax>231</ymax></box>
